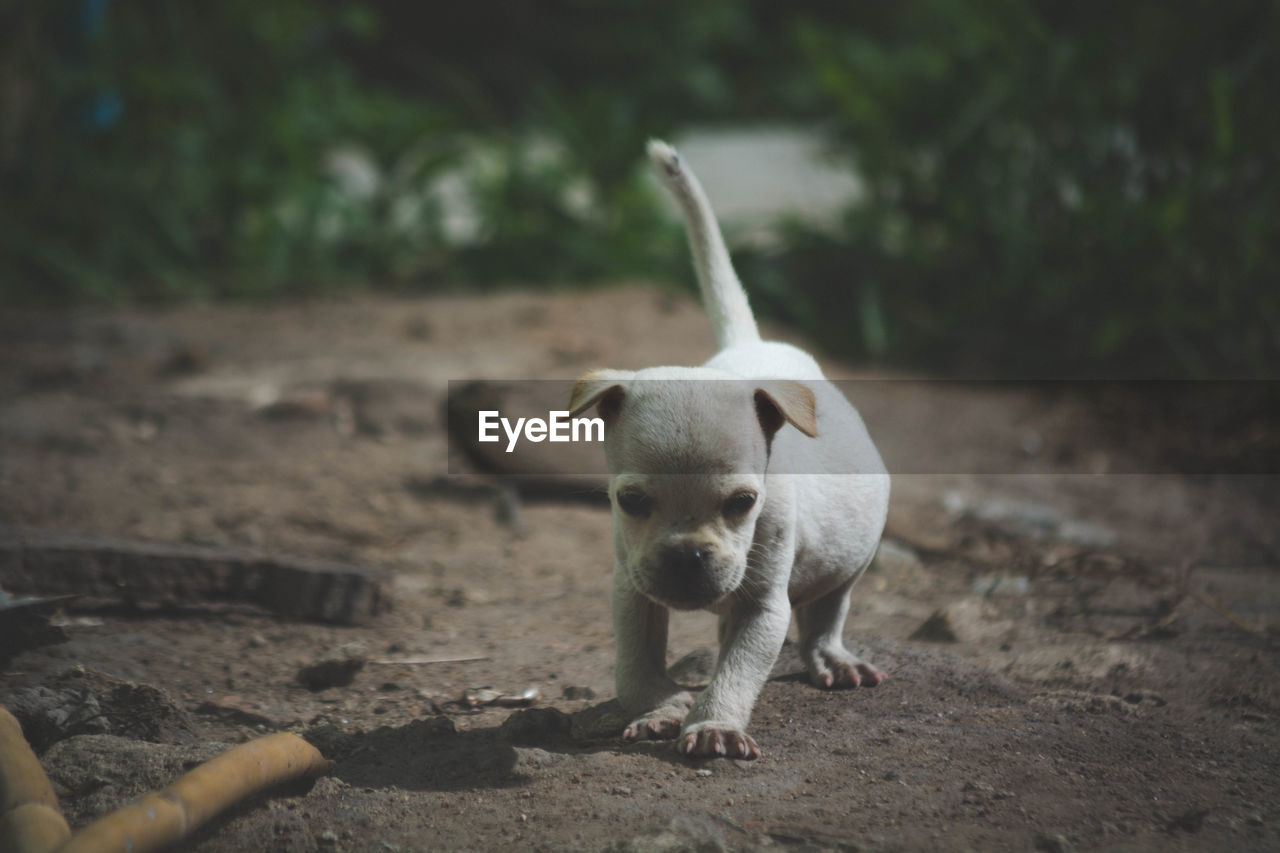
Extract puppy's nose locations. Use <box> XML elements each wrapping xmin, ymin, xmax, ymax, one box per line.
<box><xmin>664</xmin><ymin>545</ymin><xmax>710</xmax><ymax>574</ymax></box>
<box><xmin>654</xmin><ymin>544</ymin><xmax>720</xmax><ymax>609</ymax></box>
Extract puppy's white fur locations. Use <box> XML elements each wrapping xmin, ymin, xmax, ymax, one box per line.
<box><xmin>570</xmin><ymin>141</ymin><xmax>889</xmax><ymax>760</ymax></box>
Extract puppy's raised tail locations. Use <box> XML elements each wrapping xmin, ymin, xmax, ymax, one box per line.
<box><xmin>648</xmin><ymin>139</ymin><xmax>760</xmax><ymax>350</ymax></box>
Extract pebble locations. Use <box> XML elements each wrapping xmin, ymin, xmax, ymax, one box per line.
<box><xmin>297</xmin><ymin>657</ymin><xmax>365</xmax><ymax>691</ymax></box>
<box><xmin>1034</xmin><ymin>832</ymin><xmax>1074</xmax><ymax>853</ymax></box>
<box><xmin>908</xmin><ymin>598</ymin><xmax>1008</xmax><ymax>644</ymax></box>
<box><xmin>971</xmin><ymin>574</ymin><xmax>1030</xmax><ymax>597</ymax></box>
<box><xmin>500</xmin><ymin>707</ymin><xmax>571</xmax><ymax>743</ymax></box>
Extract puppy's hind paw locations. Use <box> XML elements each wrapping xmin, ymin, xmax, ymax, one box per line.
<box><xmin>678</xmin><ymin>724</ymin><xmax>760</xmax><ymax>761</ymax></box>
<box><xmin>622</xmin><ymin>714</ymin><xmax>684</xmax><ymax>742</ymax></box>
<box><xmin>809</xmin><ymin>650</ymin><xmax>887</xmax><ymax>690</ymax></box>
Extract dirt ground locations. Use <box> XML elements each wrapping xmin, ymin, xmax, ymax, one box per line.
<box><xmin>1</xmin><ymin>287</ymin><xmax>1277</xmax><ymax>852</ymax></box>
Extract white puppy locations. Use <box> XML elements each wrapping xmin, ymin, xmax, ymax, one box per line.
<box><xmin>569</xmin><ymin>141</ymin><xmax>889</xmax><ymax>760</ymax></box>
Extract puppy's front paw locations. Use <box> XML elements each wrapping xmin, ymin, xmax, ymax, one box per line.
<box><xmin>678</xmin><ymin>722</ymin><xmax>760</xmax><ymax>761</ymax></box>
<box><xmin>808</xmin><ymin>647</ymin><xmax>887</xmax><ymax>689</ymax></box>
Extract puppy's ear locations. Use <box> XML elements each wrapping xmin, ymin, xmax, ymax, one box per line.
<box><xmin>754</xmin><ymin>381</ymin><xmax>818</xmax><ymax>439</ymax></box>
<box><xmin>569</xmin><ymin>369</ymin><xmax>633</xmax><ymax>421</ymax></box>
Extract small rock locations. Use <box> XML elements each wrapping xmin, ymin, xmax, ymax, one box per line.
<box><xmin>297</xmin><ymin>657</ymin><xmax>365</xmax><ymax>691</ymax></box>
<box><xmin>1019</xmin><ymin>428</ymin><xmax>1043</xmax><ymax>456</ymax></box>
<box><xmin>462</xmin><ymin>686</ymin><xmax>539</xmax><ymax>708</ymax></box>
<box><xmin>1</xmin><ymin>685</ymin><xmax>105</xmax><ymax>749</ymax></box>
<box><xmin>500</xmin><ymin>707</ymin><xmax>571</xmax><ymax>744</ymax></box>
<box><xmin>257</xmin><ymin>388</ymin><xmax>333</xmax><ymax>420</ymax></box>
<box><xmin>611</xmin><ymin>785</ymin><xmax>632</xmax><ymax>796</ymax></box>
<box><xmin>308</xmin><ymin>777</ymin><xmax>349</xmax><ymax>797</ymax></box>
<box><xmin>3</xmin><ymin>669</ymin><xmax>198</xmax><ymax>751</ymax></box>
<box><xmin>404</xmin><ymin>316</ymin><xmax>433</xmax><ymax>340</ymax></box>
<box><xmin>909</xmin><ymin>609</ymin><xmax>961</xmax><ymax>643</ymax></box>
<box><xmin>908</xmin><ymin>598</ymin><xmax>1009</xmax><ymax>644</ymax></box>
<box><xmin>409</xmin><ymin>717</ymin><xmax>457</xmax><ymax>739</ymax></box>
<box><xmin>157</xmin><ymin>342</ymin><xmax>210</xmax><ymax>376</ymax></box>
<box><xmin>40</xmin><ymin>735</ymin><xmax>226</xmax><ymax>824</ymax></box>
<box><xmin>512</xmin><ymin>747</ymin><xmax>567</xmax><ymax>772</ymax></box>
<box><xmin>1165</xmin><ymin>808</ymin><xmax>1209</xmax><ymax>833</ymax></box>
<box><xmin>1034</xmin><ymin>832</ymin><xmax>1074</xmax><ymax>853</ymax></box>
<box><xmin>971</xmin><ymin>574</ymin><xmax>1030</xmax><ymax>597</ymax></box>
<box><xmin>695</xmin><ymin>769</ymin><xmax>713</xmax><ymax>777</ymax></box>
<box><xmin>196</xmin><ymin>695</ymin><xmax>283</xmax><ymax>728</ymax></box>
<box><xmin>1123</xmin><ymin>690</ymin><xmax>1167</xmax><ymax>707</ymax></box>
<box><xmin>568</xmin><ymin>699</ymin><xmax>630</xmax><ymax>741</ymax></box>
<box><xmin>494</xmin><ymin>687</ymin><xmax>540</xmax><ymax>708</ymax></box>
<box><xmin>318</xmin><ymin>829</ymin><xmax>339</xmax><ymax>846</ymax></box>
<box><xmin>561</xmin><ymin>685</ymin><xmax>597</xmax><ymax>701</ymax></box>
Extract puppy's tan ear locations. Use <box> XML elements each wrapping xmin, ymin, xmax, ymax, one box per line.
<box><xmin>568</xmin><ymin>369</ymin><xmax>633</xmax><ymax>420</ymax></box>
<box><xmin>754</xmin><ymin>381</ymin><xmax>817</xmax><ymax>439</ymax></box>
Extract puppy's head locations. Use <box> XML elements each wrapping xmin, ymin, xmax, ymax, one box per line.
<box><xmin>570</xmin><ymin>369</ymin><xmax>816</xmax><ymax>610</ymax></box>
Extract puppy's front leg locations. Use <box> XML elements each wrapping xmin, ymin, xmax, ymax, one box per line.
<box><xmin>678</xmin><ymin>593</ymin><xmax>790</xmax><ymax>760</ymax></box>
<box><xmin>612</xmin><ymin>564</ymin><xmax>695</xmax><ymax>740</ymax></box>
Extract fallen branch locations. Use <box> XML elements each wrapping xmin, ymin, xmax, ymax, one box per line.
<box><xmin>1067</xmin><ymin>550</ymin><xmax>1271</xmax><ymax>641</ymax></box>
<box><xmin>53</xmin><ymin>732</ymin><xmax>331</xmax><ymax>853</ymax></box>
<box><xmin>1186</xmin><ymin>587</ymin><xmax>1268</xmax><ymax>639</ymax></box>
<box><xmin>0</xmin><ymin>707</ymin><xmax>72</xmax><ymax>853</ymax></box>
<box><xmin>0</xmin><ymin>530</ymin><xmax>389</xmax><ymax>626</ymax></box>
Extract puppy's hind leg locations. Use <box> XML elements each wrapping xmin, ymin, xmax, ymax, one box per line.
<box><xmin>612</xmin><ymin>566</ymin><xmax>694</xmax><ymax>741</ymax></box>
<box><xmin>795</xmin><ymin>578</ymin><xmax>886</xmax><ymax>689</ymax></box>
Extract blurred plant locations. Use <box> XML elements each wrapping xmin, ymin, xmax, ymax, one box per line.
<box><xmin>0</xmin><ymin>0</ymin><xmax>741</xmax><ymax>303</ymax></box>
<box><xmin>0</xmin><ymin>2</ymin><xmax>455</xmax><ymax>300</ymax></box>
<box><xmin>750</xmin><ymin>0</ymin><xmax>1280</xmax><ymax>377</ymax></box>
<box><xmin>1</xmin><ymin>0</ymin><xmax>1275</xmax><ymax>377</ymax></box>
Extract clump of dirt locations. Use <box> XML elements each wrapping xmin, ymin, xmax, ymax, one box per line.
<box><xmin>1</xmin><ymin>289</ymin><xmax>1277</xmax><ymax>851</ymax></box>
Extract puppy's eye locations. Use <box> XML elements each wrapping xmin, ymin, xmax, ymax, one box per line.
<box><xmin>723</xmin><ymin>492</ymin><xmax>757</xmax><ymax>515</ymax></box>
<box><xmin>616</xmin><ymin>490</ymin><xmax>653</xmax><ymax>518</ymax></box>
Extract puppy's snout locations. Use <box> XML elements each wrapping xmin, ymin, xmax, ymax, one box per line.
<box><xmin>654</xmin><ymin>544</ymin><xmax>721</xmax><ymax>609</ymax></box>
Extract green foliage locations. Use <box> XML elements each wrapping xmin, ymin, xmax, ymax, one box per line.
<box><xmin>1</xmin><ymin>1</ymin><xmax>1275</xmax><ymax>376</ymax></box>
<box><xmin>1</xmin><ymin>2</ymin><xmax>447</xmax><ymax>300</ymax></box>
<box><xmin>759</xmin><ymin>0</ymin><xmax>1280</xmax><ymax>376</ymax></box>
<box><xmin>0</xmin><ymin>1</ymin><xmax>702</xmax><ymax>302</ymax></box>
